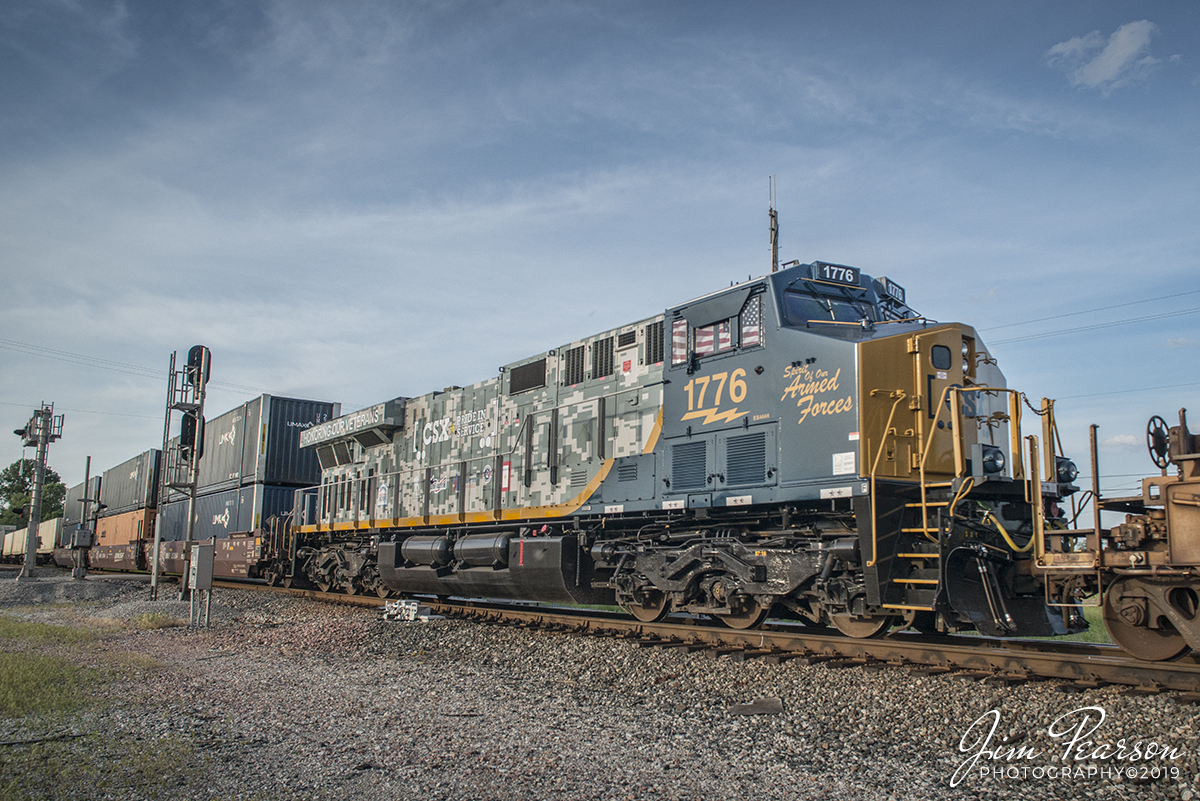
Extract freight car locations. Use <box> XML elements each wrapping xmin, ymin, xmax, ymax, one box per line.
<box><xmin>2</xmin><ymin>518</ymin><xmax>60</xmax><ymax>564</ymax></box>
<box><xmin>276</xmin><ymin>260</ymin><xmax>1098</xmax><ymax>644</ymax></box>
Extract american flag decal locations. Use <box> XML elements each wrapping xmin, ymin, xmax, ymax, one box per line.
<box><xmin>741</xmin><ymin>296</ymin><xmax>761</xmax><ymax>347</ymax></box>
<box><xmin>671</xmin><ymin>319</ymin><xmax>688</xmax><ymax>364</ymax></box>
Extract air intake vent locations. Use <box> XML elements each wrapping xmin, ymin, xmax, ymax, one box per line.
<box><xmin>672</xmin><ymin>441</ymin><xmax>707</xmax><ymax>490</ymax></box>
<box><xmin>510</xmin><ymin>359</ymin><xmax>547</xmax><ymax>394</ymax></box>
<box><xmin>563</xmin><ymin>347</ymin><xmax>585</xmax><ymax>386</ymax></box>
<box><xmin>594</xmin><ymin>337</ymin><xmax>614</xmax><ymax>378</ymax></box>
<box><xmin>570</xmin><ymin>470</ymin><xmax>589</xmax><ymax>488</ymax></box>
<box><xmin>618</xmin><ymin>330</ymin><xmax>637</xmax><ymax>348</ymax></box>
<box><xmin>617</xmin><ymin>462</ymin><xmax>638</xmax><ymax>482</ymax></box>
<box><xmin>726</xmin><ymin>432</ymin><xmax>766</xmax><ymax>486</ymax></box>
<box><xmin>646</xmin><ymin>321</ymin><xmax>664</xmax><ymax>365</ymax></box>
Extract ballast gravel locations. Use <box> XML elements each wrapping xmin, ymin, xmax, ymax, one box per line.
<box><xmin>2</xmin><ymin>569</ymin><xmax>1198</xmax><ymax>801</ymax></box>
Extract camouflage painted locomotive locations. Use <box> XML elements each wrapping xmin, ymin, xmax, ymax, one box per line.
<box><xmin>285</xmin><ymin>259</ymin><xmax>1097</xmax><ymax>642</ymax></box>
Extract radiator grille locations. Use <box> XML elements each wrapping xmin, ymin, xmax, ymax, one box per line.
<box><xmin>672</xmin><ymin>441</ymin><xmax>707</xmax><ymax>490</ymax></box>
<box><xmin>726</xmin><ymin>432</ymin><xmax>766</xmax><ymax>486</ymax></box>
<box><xmin>617</xmin><ymin>462</ymin><xmax>638</xmax><ymax>482</ymax></box>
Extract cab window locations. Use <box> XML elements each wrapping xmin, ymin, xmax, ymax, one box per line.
<box><xmin>783</xmin><ymin>290</ymin><xmax>876</xmax><ymax>325</ymax></box>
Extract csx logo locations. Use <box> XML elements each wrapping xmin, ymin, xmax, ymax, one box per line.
<box><xmin>421</xmin><ymin>417</ymin><xmax>452</xmax><ymax>445</ymax></box>
<box><xmin>218</xmin><ymin>424</ymin><xmax>237</xmax><ymax>446</ymax></box>
<box><xmin>212</xmin><ymin>508</ymin><xmax>230</xmax><ymax>528</ymax></box>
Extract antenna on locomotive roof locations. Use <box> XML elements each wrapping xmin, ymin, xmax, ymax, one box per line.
<box><xmin>769</xmin><ymin>175</ymin><xmax>779</xmax><ymax>273</ymax></box>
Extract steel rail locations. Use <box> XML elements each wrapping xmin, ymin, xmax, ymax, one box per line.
<box><xmin>210</xmin><ymin>581</ymin><xmax>1200</xmax><ymax>694</ymax></box>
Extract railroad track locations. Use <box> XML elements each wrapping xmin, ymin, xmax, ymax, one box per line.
<box><xmin>212</xmin><ymin>579</ymin><xmax>1200</xmax><ymax>695</ymax></box>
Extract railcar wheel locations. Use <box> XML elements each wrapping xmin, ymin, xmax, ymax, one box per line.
<box><xmin>1104</xmin><ymin>580</ymin><xmax>1189</xmax><ymax>662</ymax></box>
<box><xmin>376</xmin><ymin>584</ymin><xmax>391</xmax><ymax>599</ymax></box>
<box><xmin>830</xmin><ymin>613</ymin><xmax>894</xmax><ymax>639</ymax></box>
<box><xmin>624</xmin><ymin>590</ymin><xmax>671</xmax><ymax>623</ymax></box>
<box><xmin>715</xmin><ymin>604</ymin><xmax>770</xmax><ymax>630</ymax></box>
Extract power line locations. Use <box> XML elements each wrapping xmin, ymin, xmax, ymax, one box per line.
<box><xmin>0</xmin><ymin>337</ymin><xmax>272</xmax><ymax>394</ymax></box>
<box><xmin>991</xmin><ymin>307</ymin><xmax>1200</xmax><ymax>345</ymax></box>
<box><xmin>979</xmin><ymin>289</ymin><xmax>1200</xmax><ymax>332</ymax></box>
<box><xmin>0</xmin><ymin>401</ymin><xmax>160</xmax><ymax>420</ymax></box>
<box><xmin>1056</xmin><ymin>380</ymin><xmax>1200</xmax><ymax>400</ymax></box>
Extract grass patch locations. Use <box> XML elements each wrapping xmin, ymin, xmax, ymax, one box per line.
<box><xmin>0</xmin><ymin>652</ymin><xmax>94</xmax><ymax>717</ymax></box>
<box><xmin>0</xmin><ymin>617</ymin><xmax>94</xmax><ymax>646</ymax></box>
<box><xmin>1055</xmin><ymin>603</ymin><xmax>1111</xmax><ymax>644</ymax></box>
<box><xmin>131</xmin><ymin>612</ymin><xmax>187</xmax><ymax>630</ymax></box>
<box><xmin>0</xmin><ymin>731</ymin><xmax>204</xmax><ymax>801</ymax></box>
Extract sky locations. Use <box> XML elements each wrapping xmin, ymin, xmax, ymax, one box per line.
<box><xmin>1</xmin><ymin>1</ymin><xmax>1197</xmax><ymax>507</ymax></box>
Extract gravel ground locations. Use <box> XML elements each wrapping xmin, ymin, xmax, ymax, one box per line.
<box><xmin>1</xmin><ymin>568</ymin><xmax>1198</xmax><ymax>800</ymax></box>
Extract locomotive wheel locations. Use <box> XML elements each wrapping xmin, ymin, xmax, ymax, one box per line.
<box><xmin>1104</xmin><ymin>580</ymin><xmax>1189</xmax><ymax>662</ymax></box>
<box><xmin>316</xmin><ymin>579</ymin><xmax>332</xmax><ymax>593</ymax></box>
<box><xmin>282</xmin><ymin>576</ymin><xmax>294</xmax><ymax>589</ymax></box>
<box><xmin>375</xmin><ymin>584</ymin><xmax>391</xmax><ymax>599</ymax></box>
<box><xmin>830</xmin><ymin>613</ymin><xmax>894</xmax><ymax>639</ymax></box>
<box><xmin>624</xmin><ymin>590</ymin><xmax>671</xmax><ymax>623</ymax></box>
<box><xmin>344</xmin><ymin>582</ymin><xmax>360</xmax><ymax>596</ymax></box>
<box><xmin>715</xmin><ymin>604</ymin><xmax>770</xmax><ymax>630</ymax></box>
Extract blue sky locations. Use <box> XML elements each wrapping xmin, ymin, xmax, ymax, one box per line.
<box><xmin>1</xmin><ymin>1</ymin><xmax>1197</xmax><ymax>504</ymax></box>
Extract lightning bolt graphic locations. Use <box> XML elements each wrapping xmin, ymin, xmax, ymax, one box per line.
<box><xmin>680</xmin><ymin>407</ymin><xmax>746</xmax><ymax>426</ymax></box>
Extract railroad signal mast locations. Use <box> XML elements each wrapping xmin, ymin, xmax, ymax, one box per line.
<box><xmin>150</xmin><ymin>345</ymin><xmax>210</xmax><ymax>601</ymax></box>
<box><xmin>12</xmin><ymin>403</ymin><xmax>63</xmax><ymax>581</ymax></box>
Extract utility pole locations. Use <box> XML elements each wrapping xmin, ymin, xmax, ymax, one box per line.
<box><xmin>12</xmin><ymin>403</ymin><xmax>63</xmax><ymax>581</ymax></box>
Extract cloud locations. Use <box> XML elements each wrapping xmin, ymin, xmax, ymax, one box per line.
<box><xmin>1168</xmin><ymin>337</ymin><xmax>1197</xmax><ymax>349</ymax></box>
<box><xmin>1102</xmin><ymin>434</ymin><xmax>1139</xmax><ymax>449</ymax></box>
<box><xmin>1046</xmin><ymin>20</ymin><xmax>1159</xmax><ymax>93</ymax></box>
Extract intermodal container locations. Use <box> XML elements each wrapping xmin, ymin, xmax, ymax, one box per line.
<box><xmin>194</xmin><ymin>395</ymin><xmax>339</xmax><ymax>493</ymax></box>
<box><xmin>95</xmin><ymin>508</ymin><xmax>155</xmax><ymax>547</ymax></box>
<box><xmin>100</xmin><ymin>450</ymin><xmax>160</xmax><ymax>516</ymax></box>
<box><xmin>157</xmin><ymin>483</ymin><xmax>299</xmax><ymax>542</ymax></box>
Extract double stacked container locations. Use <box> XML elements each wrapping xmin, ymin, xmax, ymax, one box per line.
<box><xmin>157</xmin><ymin>395</ymin><xmax>339</xmax><ymax>544</ymax></box>
<box><xmin>52</xmin><ymin>476</ymin><xmax>101</xmax><ymax>567</ymax></box>
<box><xmin>92</xmin><ymin>450</ymin><xmax>159</xmax><ymax>570</ymax></box>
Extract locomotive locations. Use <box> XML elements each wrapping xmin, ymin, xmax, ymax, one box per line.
<box><xmin>285</xmin><ymin>260</ymin><xmax>1098</xmax><ymax>644</ymax></box>
<box><xmin>47</xmin><ymin>256</ymin><xmax>1200</xmax><ymax>663</ymax></box>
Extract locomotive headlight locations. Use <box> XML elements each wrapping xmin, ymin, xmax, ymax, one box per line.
<box><xmin>1056</xmin><ymin>457</ymin><xmax>1079</xmax><ymax>484</ymax></box>
<box><xmin>981</xmin><ymin>445</ymin><xmax>1005</xmax><ymax>475</ymax></box>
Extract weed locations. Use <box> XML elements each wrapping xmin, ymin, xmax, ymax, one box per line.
<box><xmin>132</xmin><ymin>612</ymin><xmax>187</xmax><ymax>630</ymax></box>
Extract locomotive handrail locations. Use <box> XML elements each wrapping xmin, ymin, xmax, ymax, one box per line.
<box><xmin>866</xmin><ymin>389</ymin><xmax>908</xmax><ymax>568</ymax></box>
<box><xmin>917</xmin><ymin>385</ymin><xmax>1027</xmax><ymax>547</ymax></box>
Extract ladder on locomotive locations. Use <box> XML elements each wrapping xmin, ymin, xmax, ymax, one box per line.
<box><xmin>868</xmin><ymin>386</ymin><xmax>1037</xmax><ymax>613</ymax></box>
